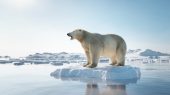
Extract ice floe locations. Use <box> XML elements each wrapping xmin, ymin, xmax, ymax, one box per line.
<box><xmin>50</xmin><ymin>63</ymin><xmax>141</xmax><ymax>84</ymax></box>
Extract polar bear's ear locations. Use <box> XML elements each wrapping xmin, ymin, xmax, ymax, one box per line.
<box><xmin>78</xmin><ymin>29</ymin><xmax>82</xmax><ymax>31</ymax></box>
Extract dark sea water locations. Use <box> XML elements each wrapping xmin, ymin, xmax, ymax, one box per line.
<box><xmin>0</xmin><ymin>63</ymin><xmax>170</xmax><ymax>95</ymax></box>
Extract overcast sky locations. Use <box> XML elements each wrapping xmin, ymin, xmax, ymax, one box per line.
<box><xmin>0</xmin><ymin>0</ymin><xmax>170</xmax><ymax>57</ymax></box>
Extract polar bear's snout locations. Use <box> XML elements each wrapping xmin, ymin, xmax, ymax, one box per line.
<box><xmin>67</xmin><ymin>33</ymin><xmax>71</xmax><ymax>36</ymax></box>
<box><xmin>67</xmin><ymin>33</ymin><xmax>73</xmax><ymax>40</ymax></box>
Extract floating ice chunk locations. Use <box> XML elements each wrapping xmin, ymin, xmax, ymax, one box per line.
<box><xmin>50</xmin><ymin>63</ymin><xmax>141</xmax><ymax>84</ymax></box>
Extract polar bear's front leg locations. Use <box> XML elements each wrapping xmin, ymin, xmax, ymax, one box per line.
<box><xmin>87</xmin><ymin>47</ymin><xmax>99</xmax><ymax>68</ymax></box>
<box><xmin>83</xmin><ymin>51</ymin><xmax>91</xmax><ymax>67</ymax></box>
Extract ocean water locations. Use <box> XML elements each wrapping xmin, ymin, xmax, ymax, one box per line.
<box><xmin>0</xmin><ymin>63</ymin><xmax>170</xmax><ymax>95</ymax></box>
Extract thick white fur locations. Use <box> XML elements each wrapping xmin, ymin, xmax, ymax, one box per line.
<box><xmin>67</xmin><ymin>29</ymin><xmax>127</xmax><ymax>68</ymax></box>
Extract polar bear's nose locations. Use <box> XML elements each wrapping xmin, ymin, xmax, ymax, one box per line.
<box><xmin>67</xmin><ymin>33</ymin><xmax>70</xmax><ymax>36</ymax></box>
<box><xmin>67</xmin><ymin>33</ymin><xmax>73</xmax><ymax>40</ymax></box>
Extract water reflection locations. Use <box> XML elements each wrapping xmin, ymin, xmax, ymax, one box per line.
<box><xmin>85</xmin><ymin>84</ymin><xmax>126</xmax><ymax>95</ymax></box>
<box><xmin>86</xmin><ymin>84</ymin><xmax>99</xmax><ymax>95</ymax></box>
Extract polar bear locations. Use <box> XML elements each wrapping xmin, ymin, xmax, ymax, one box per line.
<box><xmin>67</xmin><ymin>29</ymin><xmax>127</xmax><ymax>68</ymax></box>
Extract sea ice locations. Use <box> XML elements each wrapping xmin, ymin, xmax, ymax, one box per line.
<box><xmin>50</xmin><ymin>63</ymin><xmax>141</xmax><ymax>84</ymax></box>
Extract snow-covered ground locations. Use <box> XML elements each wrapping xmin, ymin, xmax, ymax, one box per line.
<box><xmin>50</xmin><ymin>63</ymin><xmax>140</xmax><ymax>84</ymax></box>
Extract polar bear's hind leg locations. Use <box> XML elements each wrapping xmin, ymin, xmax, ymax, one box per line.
<box><xmin>110</xmin><ymin>55</ymin><xmax>118</xmax><ymax>66</ymax></box>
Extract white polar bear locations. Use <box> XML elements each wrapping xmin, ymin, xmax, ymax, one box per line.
<box><xmin>67</xmin><ymin>29</ymin><xmax>127</xmax><ymax>68</ymax></box>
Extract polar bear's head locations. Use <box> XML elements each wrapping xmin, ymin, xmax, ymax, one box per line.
<box><xmin>67</xmin><ymin>29</ymin><xmax>85</xmax><ymax>41</ymax></box>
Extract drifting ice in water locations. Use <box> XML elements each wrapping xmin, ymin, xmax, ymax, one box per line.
<box><xmin>50</xmin><ymin>63</ymin><xmax>141</xmax><ymax>84</ymax></box>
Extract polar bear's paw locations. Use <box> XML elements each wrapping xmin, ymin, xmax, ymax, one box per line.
<box><xmin>110</xmin><ymin>63</ymin><xmax>124</xmax><ymax>66</ymax></box>
<box><xmin>110</xmin><ymin>62</ymin><xmax>117</xmax><ymax>66</ymax></box>
<box><xmin>86</xmin><ymin>64</ymin><xmax>97</xmax><ymax>68</ymax></box>
<box><xmin>83</xmin><ymin>63</ymin><xmax>89</xmax><ymax>67</ymax></box>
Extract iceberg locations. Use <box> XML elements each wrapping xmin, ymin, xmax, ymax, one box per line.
<box><xmin>50</xmin><ymin>63</ymin><xmax>141</xmax><ymax>84</ymax></box>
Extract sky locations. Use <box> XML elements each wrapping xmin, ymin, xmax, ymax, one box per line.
<box><xmin>0</xmin><ymin>0</ymin><xmax>170</xmax><ymax>57</ymax></box>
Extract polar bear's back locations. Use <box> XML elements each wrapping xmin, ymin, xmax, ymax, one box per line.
<box><xmin>104</xmin><ymin>34</ymin><xmax>125</xmax><ymax>43</ymax></box>
<box><xmin>95</xmin><ymin>34</ymin><xmax>126</xmax><ymax>57</ymax></box>
<box><xmin>91</xmin><ymin>33</ymin><xmax>126</xmax><ymax>49</ymax></box>
<box><xmin>92</xmin><ymin>33</ymin><xmax>125</xmax><ymax>44</ymax></box>
<box><xmin>85</xmin><ymin>32</ymin><xmax>126</xmax><ymax>57</ymax></box>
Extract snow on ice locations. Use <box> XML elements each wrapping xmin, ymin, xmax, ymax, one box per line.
<box><xmin>50</xmin><ymin>63</ymin><xmax>141</xmax><ymax>84</ymax></box>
